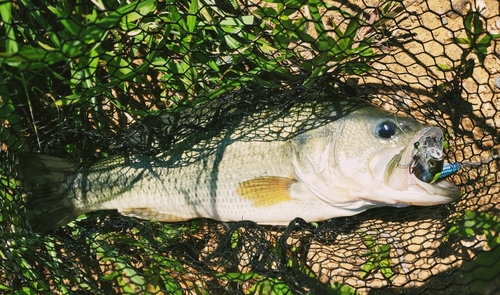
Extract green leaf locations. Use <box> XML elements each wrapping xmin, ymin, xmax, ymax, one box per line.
<box><xmin>379</xmin><ymin>244</ymin><xmax>391</xmax><ymax>255</ymax></box>
<box><xmin>360</xmin><ymin>261</ymin><xmax>375</xmax><ymax>278</ymax></box>
<box><xmin>224</xmin><ymin>34</ymin><xmax>243</xmax><ymax>49</ymax></box>
<box><xmin>61</xmin><ymin>40</ymin><xmax>85</xmax><ymax>58</ymax></box>
<box><xmin>436</xmin><ymin>63</ymin><xmax>453</xmax><ymax>71</ymax></box>
<box><xmin>15</xmin><ymin>287</ymin><xmax>38</xmax><ymax>295</ymax></box>
<box><xmin>251</xmin><ymin>277</ymin><xmax>292</xmax><ymax>295</ymax></box>
<box><xmin>0</xmin><ymin>282</ymin><xmax>13</xmax><ymax>291</ymax></box>
<box><xmin>217</xmin><ymin>272</ymin><xmax>260</xmax><ymax>282</ymax></box>
<box><xmin>452</xmin><ymin>37</ymin><xmax>471</xmax><ymax>45</ymax></box>
<box><xmin>476</xmin><ymin>34</ymin><xmax>491</xmax><ymax>46</ymax></box>
<box><xmin>128</xmin><ymin>272</ymin><xmax>145</xmax><ymax>285</ymax></box>
<box><xmin>118</xmin><ymin>0</ymin><xmax>157</xmax><ymax>25</ymax></box>
<box><xmin>282</xmin><ymin>0</ymin><xmax>308</xmax><ymax>7</ymax></box>
<box><xmin>261</xmin><ymin>0</ymin><xmax>305</xmax><ymax>5</ymax></box>
<box><xmin>381</xmin><ymin>266</ymin><xmax>393</xmax><ymax>279</ymax></box>
<box><xmin>83</xmin><ymin>15</ymin><xmax>122</xmax><ymax>43</ymax></box>
<box><xmin>47</xmin><ymin>6</ymin><xmax>81</xmax><ymax>36</ymax></box>
<box><xmin>343</xmin><ymin>62</ymin><xmax>371</xmax><ymax>75</ymax></box>
<box><xmin>465</xmin><ymin>211</ymin><xmax>476</xmax><ymax>219</ymax></box>
<box><xmin>162</xmin><ymin>279</ymin><xmax>182</xmax><ymax>294</ymax></box>
<box><xmin>0</xmin><ymin>97</ymin><xmax>15</xmax><ymax>117</ymax></box>
<box><xmin>167</xmin><ymin>3</ymin><xmax>183</xmax><ymax>25</ymax></box>
<box><xmin>358</xmin><ymin>44</ymin><xmax>374</xmax><ymax>57</ymax></box>
<box><xmin>472</xmin><ymin>11</ymin><xmax>484</xmax><ymax>36</ymax></box>
<box><xmin>0</xmin><ymin>1</ymin><xmax>18</xmax><ymax>54</ymax></box>
<box><xmin>296</xmin><ymin>30</ymin><xmax>317</xmax><ymax>43</ymax></box>
<box><xmin>220</xmin><ymin>16</ymin><xmax>254</xmax><ymax>26</ymax></box>
<box><xmin>464</xmin><ymin>9</ymin><xmax>474</xmax><ymax>35</ymax></box>
<box><xmin>255</xmin><ymin>6</ymin><xmax>278</xmax><ymax>18</ymax></box>
<box><xmin>314</xmin><ymin>38</ymin><xmax>335</xmax><ymax>52</ymax></box>
<box><xmin>307</xmin><ymin>2</ymin><xmax>328</xmax><ymax>42</ymax></box>
<box><xmin>186</xmin><ymin>0</ymin><xmax>198</xmax><ymax>33</ymax></box>
<box><xmin>102</xmin><ymin>271</ymin><xmax>120</xmax><ymax>280</ymax></box>
<box><xmin>340</xmin><ymin>15</ymin><xmax>361</xmax><ymax>49</ymax></box>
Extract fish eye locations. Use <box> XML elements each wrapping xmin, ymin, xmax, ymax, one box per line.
<box><xmin>375</xmin><ymin>121</ymin><xmax>397</xmax><ymax>138</ymax></box>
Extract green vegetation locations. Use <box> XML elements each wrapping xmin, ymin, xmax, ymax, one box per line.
<box><xmin>447</xmin><ymin>210</ymin><xmax>500</xmax><ymax>249</ymax></box>
<box><xmin>359</xmin><ymin>232</ymin><xmax>393</xmax><ymax>281</ymax></box>
<box><xmin>0</xmin><ymin>0</ymin><xmax>378</xmax><ymax>112</ymax></box>
<box><xmin>437</xmin><ymin>8</ymin><xmax>500</xmax><ymax>78</ymax></box>
<box><xmin>446</xmin><ymin>210</ymin><xmax>500</xmax><ymax>293</ymax></box>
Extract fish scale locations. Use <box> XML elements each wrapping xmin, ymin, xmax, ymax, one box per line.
<box><xmin>18</xmin><ymin>101</ymin><xmax>462</xmax><ymax>233</ymax></box>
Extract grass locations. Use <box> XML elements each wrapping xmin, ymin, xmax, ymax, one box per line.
<box><xmin>1</xmin><ymin>0</ymin><xmax>379</xmax><ymax>110</ymax></box>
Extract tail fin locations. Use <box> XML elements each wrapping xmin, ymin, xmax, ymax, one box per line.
<box><xmin>17</xmin><ymin>154</ymin><xmax>80</xmax><ymax>233</ymax></box>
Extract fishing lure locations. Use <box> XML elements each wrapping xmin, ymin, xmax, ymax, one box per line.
<box><xmin>411</xmin><ymin>148</ymin><xmax>499</xmax><ymax>184</ymax></box>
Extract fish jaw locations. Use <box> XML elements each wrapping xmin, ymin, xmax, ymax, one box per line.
<box><xmin>380</xmin><ymin>126</ymin><xmax>461</xmax><ymax>205</ymax></box>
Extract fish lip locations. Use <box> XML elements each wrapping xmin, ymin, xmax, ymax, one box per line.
<box><xmin>410</xmin><ymin>177</ymin><xmax>461</xmax><ymax>201</ymax></box>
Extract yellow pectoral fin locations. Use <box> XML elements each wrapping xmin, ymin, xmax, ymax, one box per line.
<box><xmin>236</xmin><ymin>176</ymin><xmax>295</xmax><ymax>207</ymax></box>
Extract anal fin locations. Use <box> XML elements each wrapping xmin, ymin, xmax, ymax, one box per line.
<box><xmin>119</xmin><ymin>208</ymin><xmax>190</xmax><ymax>222</ymax></box>
<box><xmin>236</xmin><ymin>176</ymin><xmax>294</xmax><ymax>207</ymax></box>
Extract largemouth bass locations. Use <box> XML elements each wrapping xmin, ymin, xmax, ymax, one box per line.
<box><xmin>18</xmin><ymin>100</ymin><xmax>461</xmax><ymax>233</ymax></box>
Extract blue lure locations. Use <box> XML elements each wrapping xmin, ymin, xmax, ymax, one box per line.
<box><xmin>435</xmin><ymin>149</ymin><xmax>499</xmax><ymax>183</ymax></box>
<box><xmin>411</xmin><ymin>149</ymin><xmax>498</xmax><ymax>184</ymax></box>
<box><xmin>410</xmin><ymin>154</ymin><xmax>446</xmax><ymax>184</ymax></box>
<box><xmin>432</xmin><ymin>162</ymin><xmax>461</xmax><ymax>183</ymax></box>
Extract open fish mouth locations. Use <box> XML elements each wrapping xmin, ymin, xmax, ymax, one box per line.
<box><xmin>382</xmin><ymin>126</ymin><xmax>462</xmax><ymax>202</ymax></box>
<box><xmin>405</xmin><ymin>127</ymin><xmax>461</xmax><ymax>199</ymax></box>
<box><xmin>409</xmin><ymin>128</ymin><xmax>445</xmax><ymax>184</ymax></box>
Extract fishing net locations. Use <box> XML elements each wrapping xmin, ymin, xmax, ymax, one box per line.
<box><xmin>1</xmin><ymin>0</ymin><xmax>499</xmax><ymax>294</ymax></box>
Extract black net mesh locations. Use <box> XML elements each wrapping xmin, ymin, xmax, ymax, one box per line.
<box><xmin>1</xmin><ymin>0</ymin><xmax>499</xmax><ymax>294</ymax></box>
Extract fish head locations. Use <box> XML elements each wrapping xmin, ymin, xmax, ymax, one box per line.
<box><xmin>292</xmin><ymin>105</ymin><xmax>461</xmax><ymax>207</ymax></box>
